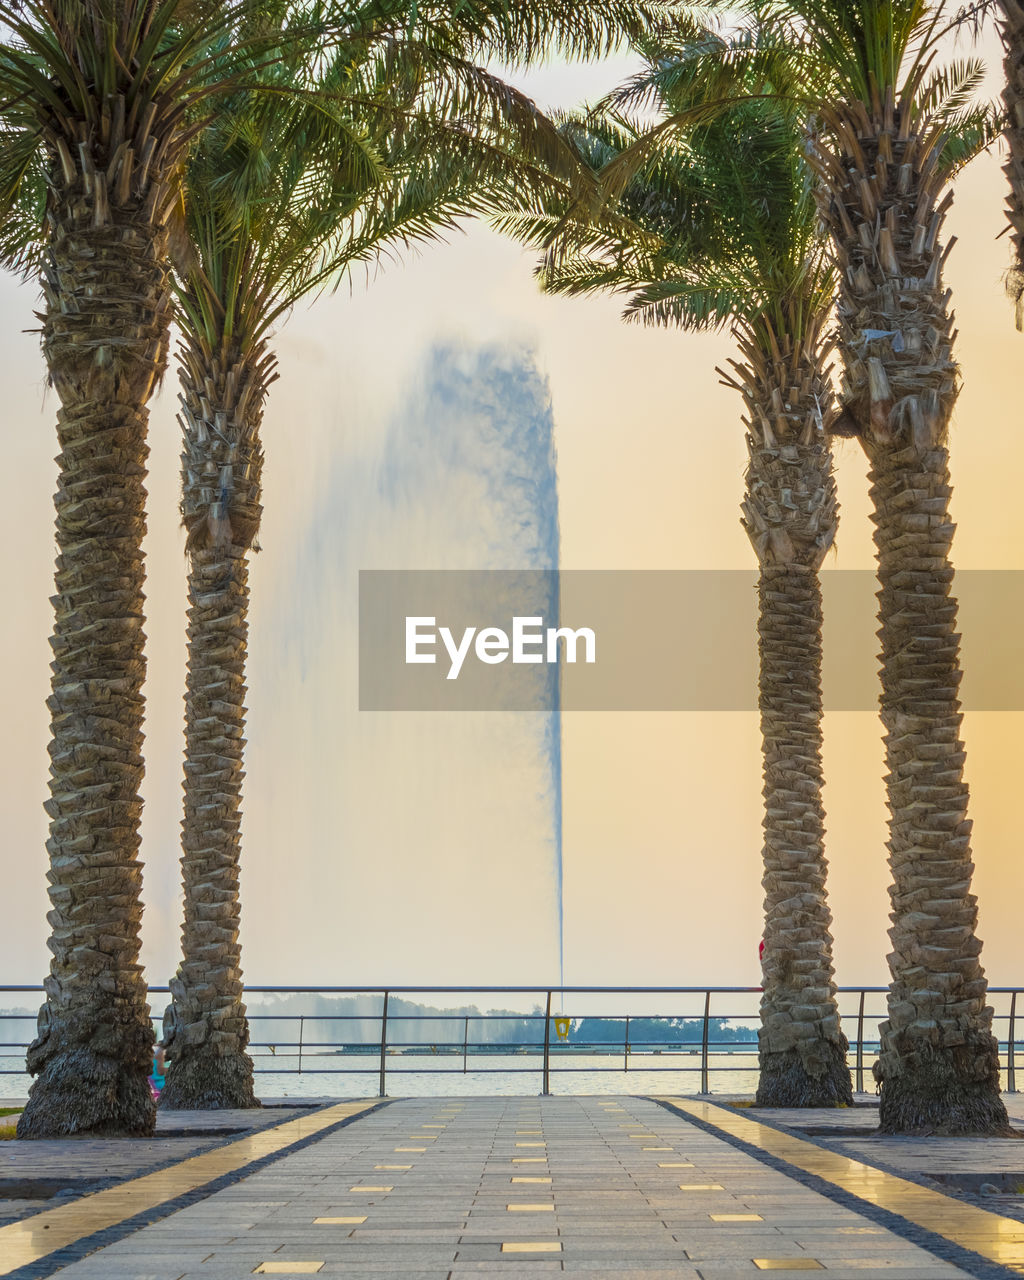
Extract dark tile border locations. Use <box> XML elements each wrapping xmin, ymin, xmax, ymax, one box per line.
<box><xmin>651</xmin><ymin>1097</ymin><xmax>1017</xmax><ymax>1280</ymax></box>
<box><xmin>6</xmin><ymin>1099</ymin><xmax>393</xmax><ymax>1280</ymax></box>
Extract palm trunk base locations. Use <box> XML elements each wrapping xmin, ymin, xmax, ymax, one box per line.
<box><xmin>756</xmin><ymin>1041</ymin><xmax>853</xmax><ymax>1108</ymax></box>
<box><xmin>877</xmin><ymin>1035</ymin><xmax>1013</xmax><ymax>1136</ymax></box>
<box><xmin>159</xmin><ymin>1048</ymin><xmax>260</xmax><ymax>1111</ymax></box>
<box><xmin>17</xmin><ymin>1051</ymin><xmax>155</xmax><ymax>1138</ymax></box>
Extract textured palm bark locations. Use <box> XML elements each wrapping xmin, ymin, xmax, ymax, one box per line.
<box><xmin>160</xmin><ymin>340</ymin><xmax>268</xmax><ymax>1109</ymax></box>
<box><xmin>730</xmin><ymin>315</ymin><xmax>851</xmax><ymax>1107</ymax></box>
<box><xmin>1001</xmin><ymin>0</ymin><xmax>1024</xmax><ymax>326</ymax></box>
<box><xmin>17</xmin><ymin>96</ymin><xmax>176</xmax><ymax>1138</ymax></box>
<box><xmin>815</xmin><ymin>88</ymin><xmax>1009</xmax><ymax>1133</ymax></box>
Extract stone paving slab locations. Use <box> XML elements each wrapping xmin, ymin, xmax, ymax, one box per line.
<box><xmin>663</xmin><ymin>1098</ymin><xmax>1024</xmax><ymax>1277</ymax></box>
<box><xmin>0</xmin><ymin>1097</ymin><xmax>999</xmax><ymax>1280</ymax></box>
<box><xmin>0</xmin><ymin>1100</ymin><xmax>382</xmax><ymax>1275</ymax></box>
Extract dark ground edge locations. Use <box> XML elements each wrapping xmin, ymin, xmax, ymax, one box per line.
<box><xmin>651</xmin><ymin>1096</ymin><xmax>1018</xmax><ymax>1280</ymax></box>
<box><xmin>6</xmin><ymin>1098</ymin><xmax>395</xmax><ymax>1280</ymax></box>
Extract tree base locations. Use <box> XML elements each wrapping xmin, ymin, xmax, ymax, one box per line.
<box><xmin>17</xmin><ymin>1049</ymin><xmax>155</xmax><ymax>1138</ymax></box>
<box><xmin>159</xmin><ymin>1049</ymin><xmax>260</xmax><ymax>1111</ymax></box>
<box><xmin>756</xmin><ymin>1041</ymin><xmax>853</xmax><ymax>1108</ymax></box>
<box><xmin>878</xmin><ymin>1063</ymin><xmax>1015</xmax><ymax>1136</ymax></box>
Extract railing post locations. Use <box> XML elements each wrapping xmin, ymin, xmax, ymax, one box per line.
<box><xmin>378</xmin><ymin>991</ymin><xmax>390</xmax><ymax>1098</ymax></box>
<box><xmin>624</xmin><ymin>1015</ymin><xmax>630</xmax><ymax>1074</ymax></box>
<box><xmin>298</xmin><ymin>1015</ymin><xmax>304</xmax><ymax>1075</ymax></box>
<box><xmin>855</xmin><ymin>990</ymin><xmax>865</xmax><ymax>1094</ymax></box>
<box><xmin>701</xmin><ymin>990</ymin><xmax>711</xmax><ymax>1094</ymax></box>
<box><xmin>1009</xmin><ymin>991</ymin><xmax>1017</xmax><ymax>1094</ymax></box>
<box><xmin>463</xmin><ymin>1015</ymin><xmax>469</xmax><ymax>1074</ymax></box>
<box><xmin>541</xmin><ymin>990</ymin><xmax>552</xmax><ymax>1096</ymax></box>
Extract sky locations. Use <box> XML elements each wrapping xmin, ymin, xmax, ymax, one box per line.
<box><xmin>1</xmin><ymin>26</ymin><xmax>1022</xmax><ymax>1012</ymax></box>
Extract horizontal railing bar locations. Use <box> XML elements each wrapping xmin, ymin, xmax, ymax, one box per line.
<box><xmin>2</xmin><ymin>984</ymin><xmax>1021</xmax><ymax>995</ymax></box>
<box><xmin>0</xmin><ymin>985</ymin><xmax>887</xmax><ymax>994</ymax></box>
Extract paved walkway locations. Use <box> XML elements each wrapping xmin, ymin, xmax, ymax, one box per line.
<box><xmin>3</xmin><ymin>1097</ymin><xmax>1024</xmax><ymax>1280</ymax></box>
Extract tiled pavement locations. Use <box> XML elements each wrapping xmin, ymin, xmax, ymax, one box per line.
<box><xmin>4</xmin><ymin>1096</ymin><xmax>1019</xmax><ymax>1280</ymax></box>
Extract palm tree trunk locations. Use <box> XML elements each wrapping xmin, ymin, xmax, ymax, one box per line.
<box><xmin>754</xmin><ymin>561</ymin><xmax>851</xmax><ymax>1106</ymax></box>
<box><xmin>732</xmin><ymin>318</ymin><xmax>852</xmax><ymax>1107</ymax></box>
<box><xmin>160</xmin><ymin>342</ymin><xmax>267</xmax><ymax>1109</ymax></box>
<box><xmin>160</xmin><ymin>544</ymin><xmax>258</xmax><ymax>1109</ymax></box>
<box><xmin>867</xmin><ymin>440</ymin><xmax>1007</xmax><ymax>1133</ymax></box>
<box><xmin>17</xmin><ymin>131</ymin><xmax>173</xmax><ymax>1138</ymax></box>
<box><xmin>1001</xmin><ymin>0</ymin><xmax>1024</xmax><ymax>326</ymax></box>
<box><xmin>816</xmin><ymin>90</ymin><xmax>1009</xmax><ymax>1134</ymax></box>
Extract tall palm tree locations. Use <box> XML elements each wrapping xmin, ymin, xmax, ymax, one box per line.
<box><xmin>0</xmin><ymin>0</ymin><xmax>678</xmax><ymax>1134</ymax></box>
<box><xmin>500</xmin><ymin>87</ymin><xmax>852</xmax><ymax>1106</ymax></box>
<box><xmin>775</xmin><ymin>0</ymin><xmax>1007</xmax><ymax>1135</ymax></box>
<box><xmin>160</xmin><ymin>38</ymin><xmax>586</xmax><ymax>1109</ymax></box>
<box><xmin>0</xmin><ymin>0</ymin><xmax>274</xmax><ymax>1139</ymax></box>
<box><xmin>607</xmin><ymin>0</ymin><xmax>1006</xmax><ymax>1135</ymax></box>
<box><xmin>627</xmin><ymin>0</ymin><xmax>1002</xmax><ymax>1132</ymax></box>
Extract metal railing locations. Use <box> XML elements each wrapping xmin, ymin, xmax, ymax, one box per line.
<box><xmin>1</xmin><ymin>985</ymin><xmax>1021</xmax><ymax>1097</ymax></box>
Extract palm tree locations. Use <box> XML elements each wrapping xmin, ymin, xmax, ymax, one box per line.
<box><xmin>0</xmin><ymin>0</ymin><xmax>270</xmax><ymax>1139</ymax></box>
<box><xmin>776</xmin><ymin>0</ymin><xmax>1008</xmax><ymax>1135</ymax></box>
<box><xmin>604</xmin><ymin>0</ymin><xmax>1005</xmax><ymax>1135</ymax></box>
<box><xmin>500</xmin><ymin>86</ymin><xmax>852</xmax><ymax>1106</ymax></box>
<box><xmin>0</xmin><ymin>0</ymin><xmax>677</xmax><ymax>1134</ymax></box>
<box><xmin>160</xmin><ymin>41</ymin><xmax>587</xmax><ymax>1109</ymax></box>
<box><xmin>636</xmin><ymin>0</ymin><xmax>1002</xmax><ymax>1132</ymax></box>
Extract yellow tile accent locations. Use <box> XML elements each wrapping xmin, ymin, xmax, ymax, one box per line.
<box><xmin>711</xmin><ymin>1214</ymin><xmax>764</xmax><ymax>1222</ymax></box>
<box><xmin>501</xmin><ymin>1242</ymin><xmax>562</xmax><ymax>1253</ymax></box>
<box><xmin>753</xmin><ymin>1262</ymin><xmax>824</xmax><ymax>1271</ymax></box>
<box><xmin>350</xmin><ymin>1185</ymin><xmax>392</xmax><ymax>1192</ymax></box>
<box><xmin>407</xmin><ymin>1135</ymin><xmax>437</xmax><ymax>1140</ymax></box>
<box><xmin>395</xmin><ymin>1147</ymin><xmax>426</xmax><ymax>1152</ymax></box>
<box><xmin>422</xmin><ymin>1124</ymin><xmax>446</xmax><ymax>1128</ymax></box>
<box><xmin>512</xmin><ymin>1177</ymin><xmax>552</xmax><ymax>1184</ymax></box>
<box><xmin>314</xmin><ymin>1216</ymin><xmax>366</xmax><ymax>1225</ymax></box>
<box><xmin>658</xmin><ymin>1162</ymin><xmax>694</xmax><ymax>1168</ymax></box>
<box><xmin>642</xmin><ymin>1146</ymin><xmax>673</xmax><ymax>1151</ymax></box>
<box><xmin>254</xmin><ymin>1264</ymin><xmax>324</xmax><ymax>1274</ymax></box>
<box><xmin>0</xmin><ymin>1100</ymin><xmax>378</xmax><ymax>1277</ymax></box>
<box><xmin>375</xmin><ymin>1165</ymin><xmax>412</xmax><ymax>1171</ymax></box>
<box><xmin>512</xmin><ymin>1158</ymin><xmax>548</xmax><ymax>1164</ymax></box>
<box><xmin>515</xmin><ymin>1142</ymin><xmax>545</xmax><ymax>1147</ymax></box>
<box><xmin>507</xmin><ymin>1203</ymin><xmax>554</xmax><ymax>1211</ymax></box>
<box><xmin>660</xmin><ymin>1097</ymin><xmax>1024</xmax><ymax>1276</ymax></box>
<box><xmin>516</xmin><ymin>1130</ymin><xmax>543</xmax><ymax>1134</ymax></box>
<box><xmin>679</xmin><ymin>1184</ymin><xmax>725</xmax><ymax>1191</ymax></box>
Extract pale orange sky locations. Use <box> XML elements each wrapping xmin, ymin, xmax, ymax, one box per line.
<box><xmin>0</xmin><ymin>30</ymin><xmax>1021</xmax><ymax>1004</ymax></box>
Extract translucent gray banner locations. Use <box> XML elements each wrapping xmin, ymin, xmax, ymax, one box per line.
<box><xmin>358</xmin><ymin>570</ymin><xmax>1024</xmax><ymax>711</ymax></box>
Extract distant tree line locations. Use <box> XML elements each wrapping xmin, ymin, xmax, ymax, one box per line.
<box><xmin>569</xmin><ymin>1017</ymin><xmax>753</xmax><ymax>1046</ymax></box>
